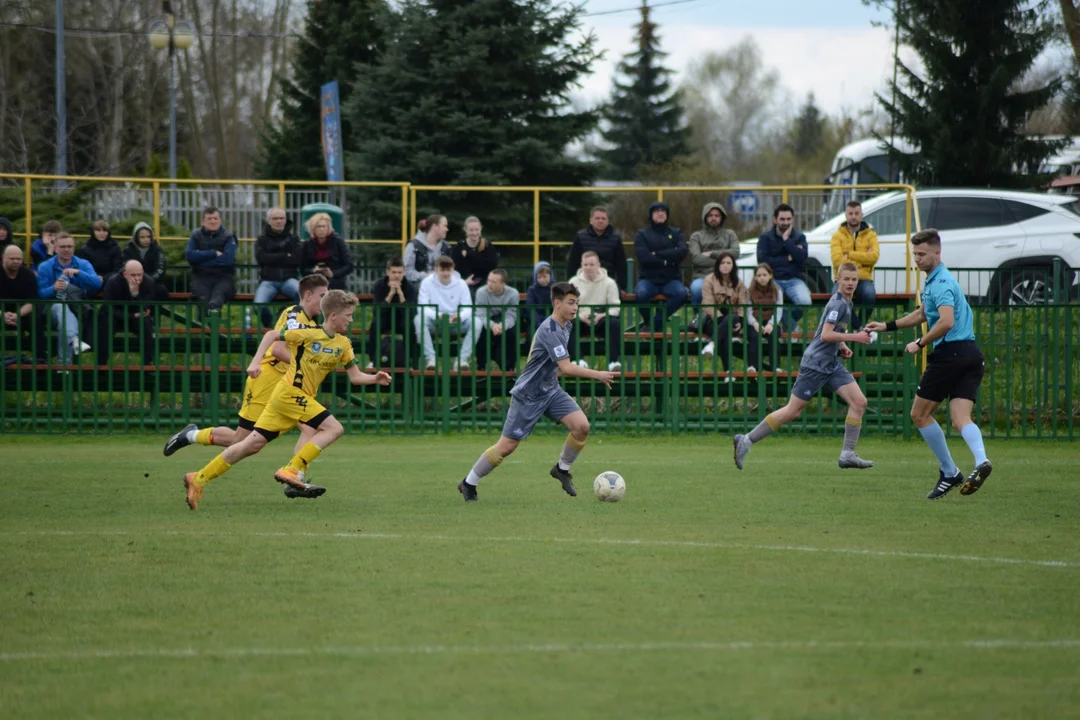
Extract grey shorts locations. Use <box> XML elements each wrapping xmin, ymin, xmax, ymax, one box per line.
<box><xmin>791</xmin><ymin>365</ymin><xmax>856</xmax><ymax>401</ymax></box>
<box><xmin>502</xmin><ymin>389</ymin><xmax>582</xmax><ymax>440</ymax></box>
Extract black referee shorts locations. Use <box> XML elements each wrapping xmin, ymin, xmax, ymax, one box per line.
<box><xmin>916</xmin><ymin>340</ymin><xmax>985</xmax><ymax>403</ymax></box>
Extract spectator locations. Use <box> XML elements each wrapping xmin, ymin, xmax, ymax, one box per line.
<box><xmin>526</xmin><ymin>261</ymin><xmax>553</xmax><ymax>334</ymax></box>
<box><xmin>567</xmin><ymin>206</ymin><xmax>628</xmax><ymax>291</ymax></box>
<box><xmin>747</xmin><ymin>262</ymin><xmax>784</xmax><ymax>372</ymax></box>
<box><xmin>700</xmin><ymin>251</ymin><xmax>749</xmax><ymax>375</ymax></box>
<box><xmin>404</xmin><ymin>214</ymin><xmax>451</xmax><ymax>287</ymax></box>
<box><xmin>829</xmin><ymin>200</ymin><xmax>879</xmax><ymax>328</ymax></box>
<box><xmin>254</xmin><ymin>208</ymin><xmax>302</xmax><ymax>327</ymax></box>
<box><xmin>569</xmin><ymin>250</ymin><xmax>622</xmax><ymax>371</ymax></box>
<box><xmin>451</xmin><ymin>216</ymin><xmax>500</xmax><ymax>296</ymax></box>
<box><xmin>37</xmin><ymin>232</ymin><xmax>101</xmax><ymax>364</ymax></box>
<box><xmin>76</xmin><ymin>220</ymin><xmax>123</xmax><ymax>285</ymax></box>
<box><xmin>689</xmin><ymin>202</ymin><xmax>740</xmax><ymax>305</ymax></box>
<box><xmin>414</xmin><ymin>256</ymin><xmax>473</xmax><ymax>371</ymax></box>
<box><xmin>367</xmin><ymin>257</ymin><xmax>417</xmax><ymax>369</ymax></box>
<box><xmin>756</xmin><ymin>203</ymin><xmax>810</xmax><ymax>330</ymax></box>
<box><xmin>300</xmin><ymin>212</ymin><xmax>353</xmax><ymax>291</ymax></box>
<box><xmin>185</xmin><ymin>207</ymin><xmax>237</xmax><ymax>312</ymax></box>
<box><xmin>31</xmin><ymin>220</ymin><xmax>63</xmax><ymax>269</ymax></box>
<box><xmin>634</xmin><ymin>201</ymin><xmax>688</xmax><ymax>331</ymax></box>
<box><xmin>1</xmin><ymin>245</ymin><xmax>44</xmax><ymax>360</ymax></box>
<box><xmin>0</xmin><ymin>217</ymin><xmax>13</xmax><ymax>251</ymax></box>
<box><xmin>96</xmin><ymin>260</ymin><xmax>158</xmax><ymax>366</ymax></box>
<box><xmin>470</xmin><ymin>268</ymin><xmax>520</xmax><ymax>371</ymax></box>
<box><xmin>123</xmin><ymin>222</ymin><xmax>170</xmax><ymax>301</ymax></box>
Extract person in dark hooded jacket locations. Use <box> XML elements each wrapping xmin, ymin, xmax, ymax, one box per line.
<box><xmin>254</xmin><ymin>208</ymin><xmax>302</xmax><ymax>327</ymax></box>
<box><xmin>123</xmin><ymin>222</ymin><xmax>170</xmax><ymax>300</ymax></box>
<box><xmin>76</xmin><ymin>220</ymin><xmax>124</xmax><ymax>288</ymax></box>
<box><xmin>633</xmin><ymin>201</ymin><xmax>688</xmax><ymax>331</ymax></box>
<box><xmin>689</xmin><ymin>202</ymin><xmax>740</xmax><ymax>304</ymax></box>
<box><xmin>567</xmin><ymin>206</ymin><xmax>627</xmax><ymax>291</ymax></box>
<box><xmin>0</xmin><ymin>217</ymin><xmax>13</xmax><ymax>252</ymax></box>
<box><xmin>30</xmin><ymin>220</ymin><xmax>63</xmax><ymax>269</ymax></box>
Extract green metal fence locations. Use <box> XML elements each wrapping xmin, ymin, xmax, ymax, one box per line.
<box><xmin>2</xmin><ymin>299</ymin><xmax>1077</xmax><ymax>439</ymax></box>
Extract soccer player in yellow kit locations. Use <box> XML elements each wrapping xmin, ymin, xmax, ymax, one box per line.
<box><xmin>182</xmin><ymin>290</ymin><xmax>391</xmax><ymax>510</ymax></box>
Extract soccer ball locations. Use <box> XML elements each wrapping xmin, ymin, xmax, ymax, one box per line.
<box><xmin>593</xmin><ymin>471</ymin><xmax>626</xmax><ymax>502</ymax></box>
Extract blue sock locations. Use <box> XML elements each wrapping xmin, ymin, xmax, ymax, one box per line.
<box><xmin>918</xmin><ymin>423</ymin><xmax>958</xmax><ymax>477</ymax></box>
<box><xmin>960</xmin><ymin>423</ymin><xmax>987</xmax><ymax>466</ymax></box>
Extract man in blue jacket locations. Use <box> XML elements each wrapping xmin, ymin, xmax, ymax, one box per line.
<box><xmin>37</xmin><ymin>232</ymin><xmax>102</xmax><ymax>364</ymax></box>
<box><xmin>185</xmin><ymin>207</ymin><xmax>237</xmax><ymax>312</ymax></box>
<box><xmin>757</xmin><ymin>203</ymin><xmax>811</xmax><ymax>330</ymax></box>
<box><xmin>634</xmin><ymin>201</ymin><xmax>688</xmax><ymax>331</ymax></box>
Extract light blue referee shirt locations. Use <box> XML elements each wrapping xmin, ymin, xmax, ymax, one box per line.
<box><xmin>921</xmin><ymin>264</ymin><xmax>975</xmax><ymax>347</ymax></box>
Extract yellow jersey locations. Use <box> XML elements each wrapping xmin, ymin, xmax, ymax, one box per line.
<box><xmin>277</xmin><ymin>327</ymin><xmax>356</xmax><ymax>397</ymax></box>
<box><xmin>261</xmin><ymin>304</ymin><xmax>318</xmax><ymax>374</ymax></box>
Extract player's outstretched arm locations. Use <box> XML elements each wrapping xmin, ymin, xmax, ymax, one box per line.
<box><xmin>346</xmin><ymin>365</ymin><xmax>392</xmax><ymax>386</ymax></box>
<box><xmin>269</xmin><ymin>341</ymin><xmax>291</xmax><ymax>364</ymax></box>
<box><xmin>866</xmin><ymin>305</ymin><xmax>925</xmax><ymax>333</ymax></box>
<box><xmin>557</xmin><ymin>357</ymin><xmax>618</xmax><ymax>388</ymax></box>
<box><xmin>248</xmin><ymin>329</ymin><xmax>283</xmax><ymax>377</ymax></box>
<box><xmin>820</xmin><ymin>323</ymin><xmax>871</xmax><ymax>345</ymax></box>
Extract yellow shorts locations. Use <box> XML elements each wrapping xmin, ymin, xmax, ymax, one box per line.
<box><xmin>253</xmin><ymin>387</ymin><xmax>328</xmax><ymax>437</ymax></box>
<box><xmin>237</xmin><ymin>370</ymin><xmax>284</xmax><ymax>426</ymax></box>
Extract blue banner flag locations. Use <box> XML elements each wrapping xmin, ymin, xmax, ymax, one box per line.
<box><xmin>320</xmin><ymin>81</ymin><xmax>345</xmax><ymax>182</ymax></box>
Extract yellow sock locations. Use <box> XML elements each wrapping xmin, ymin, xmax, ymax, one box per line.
<box><xmin>565</xmin><ymin>433</ymin><xmax>587</xmax><ymax>451</ymax></box>
<box><xmin>195</xmin><ymin>454</ymin><xmax>231</xmax><ymax>488</ymax></box>
<box><xmin>287</xmin><ymin>442</ymin><xmax>323</xmax><ymax>473</ymax></box>
<box><xmin>483</xmin><ymin>446</ymin><xmax>504</xmax><ymax>467</ymax></box>
<box><xmin>846</xmin><ymin>417</ymin><xmax>862</xmax><ymax>427</ymax></box>
<box><xmin>195</xmin><ymin>428</ymin><xmax>214</xmax><ymax>446</ymax></box>
<box><xmin>765</xmin><ymin>413</ymin><xmax>781</xmax><ymax>430</ymax></box>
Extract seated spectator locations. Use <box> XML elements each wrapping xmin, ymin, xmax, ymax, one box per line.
<box><xmin>451</xmin><ymin>216</ymin><xmax>500</xmax><ymax>296</ymax></box>
<box><xmin>414</xmin><ymin>256</ymin><xmax>473</xmax><ymax>371</ymax></box>
<box><xmin>746</xmin><ymin>262</ymin><xmax>784</xmax><ymax>372</ymax></box>
<box><xmin>567</xmin><ymin>206</ymin><xmax>628</xmax><ymax>291</ymax></box>
<box><xmin>634</xmin><ymin>201</ymin><xmax>688</xmax><ymax>331</ymax></box>
<box><xmin>700</xmin><ymin>251</ymin><xmax>748</xmax><ymax>374</ymax></box>
<box><xmin>829</xmin><ymin>200</ymin><xmax>879</xmax><ymax>329</ymax></box>
<box><xmin>0</xmin><ymin>217</ymin><xmax>12</xmax><ymax>251</ymax></box>
<box><xmin>569</xmin><ymin>251</ymin><xmax>622</xmax><ymax>372</ymax></box>
<box><xmin>1</xmin><ymin>245</ymin><xmax>45</xmax><ymax>360</ymax></box>
<box><xmin>689</xmin><ymin>202</ymin><xmax>740</xmax><ymax>305</ymax></box>
<box><xmin>526</xmin><ymin>262</ymin><xmax>553</xmax><ymax>333</ymax></box>
<box><xmin>300</xmin><ymin>212</ymin><xmax>353</xmax><ymax>291</ymax></box>
<box><xmin>185</xmin><ymin>207</ymin><xmax>237</xmax><ymax>313</ymax></box>
<box><xmin>254</xmin><ymin>208</ymin><xmax>302</xmax><ymax>327</ymax></box>
<box><xmin>31</xmin><ymin>220</ymin><xmax>63</xmax><ymax>269</ymax></box>
<box><xmin>470</xmin><ymin>268</ymin><xmax>519</xmax><ymax>371</ymax></box>
<box><xmin>37</xmin><ymin>232</ymin><xmax>101</xmax><ymax>364</ymax></box>
<box><xmin>96</xmin><ymin>260</ymin><xmax>158</xmax><ymax>366</ymax></box>
<box><xmin>123</xmin><ymin>222</ymin><xmax>170</xmax><ymax>301</ymax></box>
<box><xmin>757</xmin><ymin>203</ymin><xmax>810</xmax><ymax>331</ymax></box>
<box><xmin>404</xmin><ymin>214</ymin><xmax>451</xmax><ymax>288</ymax></box>
<box><xmin>77</xmin><ymin>220</ymin><xmax>123</xmax><ymax>286</ymax></box>
<box><xmin>367</xmin><ymin>257</ymin><xmax>417</xmax><ymax>369</ymax></box>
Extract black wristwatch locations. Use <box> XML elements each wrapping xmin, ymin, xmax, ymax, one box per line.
<box><xmin>916</xmin><ymin>337</ymin><xmax>926</xmax><ymax>349</ymax></box>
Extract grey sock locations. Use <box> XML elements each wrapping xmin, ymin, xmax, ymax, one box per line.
<box><xmin>842</xmin><ymin>421</ymin><xmax>861</xmax><ymax>454</ymax></box>
<box><xmin>747</xmin><ymin>418</ymin><xmax>775</xmax><ymax>443</ymax></box>
<box><xmin>466</xmin><ymin>452</ymin><xmax>498</xmax><ymax>486</ymax></box>
<box><xmin>558</xmin><ymin>442</ymin><xmax>583</xmax><ymax>471</ymax></box>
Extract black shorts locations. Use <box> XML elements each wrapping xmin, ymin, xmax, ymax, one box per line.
<box><xmin>916</xmin><ymin>340</ymin><xmax>985</xmax><ymax>403</ymax></box>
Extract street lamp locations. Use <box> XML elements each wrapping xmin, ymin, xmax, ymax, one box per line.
<box><xmin>148</xmin><ymin>13</ymin><xmax>195</xmax><ymax>180</ymax></box>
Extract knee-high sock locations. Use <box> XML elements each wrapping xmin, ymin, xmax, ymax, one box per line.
<box><xmin>918</xmin><ymin>423</ymin><xmax>958</xmax><ymax>476</ymax></box>
<box><xmin>959</xmin><ymin>423</ymin><xmax>987</xmax><ymax>465</ymax></box>
<box><xmin>558</xmin><ymin>434</ymin><xmax>587</xmax><ymax>471</ymax></box>
<box><xmin>195</xmin><ymin>428</ymin><xmax>214</xmax><ymax>446</ymax></box>
<box><xmin>286</xmin><ymin>442</ymin><xmax>322</xmax><ymax>474</ymax></box>
<box><xmin>748</xmin><ymin>413</ymin><xmax>780</xmax><ymax>443</ymax></box>
<box><xmin>842</xmin><ymin>417</ymin><xmax>861</xmax><ymax>453</ymax></box>
<box><xmin>194</xmin><ymin>455</ymin><xmax>231</xmax><ymax>488</ymax></box>
<box><xmin>466</xmin><ymin>446</ymin><xmax>503</xmax><ymax>486</ymax></box>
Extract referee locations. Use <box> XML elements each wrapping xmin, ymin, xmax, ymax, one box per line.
<box><xmin>866</xmin><ymin>229</ymin><xmax>992</xmax><ymax>499</ymax></box>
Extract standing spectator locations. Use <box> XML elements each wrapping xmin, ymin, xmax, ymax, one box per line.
<box><xmin>689</xmin><ymin>203</ymin><xmax>740</xmax><ymax>305</ymax></box>
<box><xmin>829</xmin><ymin>200</ymin><xmax>879</xmax><ymax>328</ymax></box>
<box><xmin>254</xmin><ymin>208</ymin><xmax>302</xmax><ymax>327</ymax></box>
<box><xmin>31</xmin><ymin>220</ymin><xmax>63</xmax><ymax>269</ymax></box>
<box><xmin>37</xmin><ymin>232</ymin><xmax>101</xmax><ymax>363</ymax></box>
<box><xmin>123</xmin><ymin>222</ymin><xmax>169</xmax><ymax>301</ymax></box>
<box><xmin>367</xmin><ymin>257</ymin><xmax>417</xmax><ymax>369</ymax></box>
<box><xmin>451</xmin><ymin>216</ymin><xmax>500</xmax><ymax>296</ymax></box>
<box><xmin>757</xmin><ymin>204</ymin><xmax>810</xmax><ymax>330</ymax></box>
<box><xmin>96</xmin><ymin>260</ymin><xmax>158</xmax><ymax>366</ymax></box>
<box><xmin>567</xmin><ymin>206</ymin><xmax>628</xmax><ymax>291</ymax></box>
<box><xmin>0</xmin><ymin>217</ymin><xmax>13</xmax><ymax>251</ymax></box>
<box><xmin>746</xmin><ymin>263</ymin><xmax>784</xmax><ymax>372</ymax></box>
<box><xmin>569</xmin><ymin>251</ymin><xmax>622</xmax><ymax>372</ymax></box>
<box><xmin>526</xmin><ymin>261</ymin><xmax>553</xmax><ymax>334</ymax></box>
<box><xmin>404</xmin><ymin>214</ymin><xmax>451</xmax><ymax>287</ymax></box>
<box><xmin>700</xmin><ymin>251</ymin><xmax>749</xmax><ymax>375</ymax></box>
<box><xmin>185</xmin><ymin>207</ymin><xmax>237</xmax><ymax>313</ymax></box>
<box><xmin>300</xmin><ymin>212</ymin><xmax>353</xmax><ymax>291</ymax></box>
<box><xmin>76</xmin><ymin>220</ymin><xmax>123</xmax><ymax>286</ymax></box>
<box><xmin>414</xmin><ymin>256</ymin><xmax>473</xmax><ymax>370</ymax></box>
<box><xmin>634</xmin><ymin>201</ymin><xmax>688</xmax><ymax>331</ymax></box>
<box><xmin>1</xmin><ymin>245</ymin><xmax>44</xmax><ymax>360</ymax></box>
<box><xmin>470</xmin><ymin>268</ymin><xmax>520</xmax><ymax>371</ymax></box>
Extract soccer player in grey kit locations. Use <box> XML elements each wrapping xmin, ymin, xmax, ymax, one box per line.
<box><xmin>458</xmin><ymin>282</ymin><xmax>618</xmax><ymax>501</ymax></box>
<box><xmin>733</xmin><ymin>262</ymin><xmax>875</xmax><ymax>470</ymax></box>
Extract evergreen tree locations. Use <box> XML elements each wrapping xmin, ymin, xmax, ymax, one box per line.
<box><xmin>792</xmin><ymin>93</ymin><xmax>825</xmax><ymax>160</ymax></box>
<box><xmin>256</xmin><ymin>0</ymin><xmax>388</xmax><ymax>180</ymax></box>
<box><xmin>878</xmin><ymin>0</ymin><xmax>1066</xmax><ymax>187</ymax></box>
<box><xmin>598</xmin><ymin>1</ymin><xmax>691</xmax><ymax>180</ymax></box>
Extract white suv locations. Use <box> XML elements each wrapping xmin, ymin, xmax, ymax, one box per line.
<box><xmin>797</xmin><ymin>189</ymin><xmax>1080</xmax><ymax>304</ymax></box>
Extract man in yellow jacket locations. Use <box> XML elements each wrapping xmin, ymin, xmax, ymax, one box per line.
<box><xmin>830</xmin><ymin>200</ymin><xmax>879</xmax><ymax>328</ymax></box>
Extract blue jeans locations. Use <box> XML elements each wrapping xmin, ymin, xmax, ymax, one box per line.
<box><xmin>690</xmin><ymin>277</ymin><xmax>706</xmax><ymax>305</ymax></box>
<box><xmin>831</xmin><ymin>279</ymin><xmax>876</xmax><ymax>329</ymax></box>
<box><xmin>775</xmin><ymin>277</ymin><xmax>811</xmax><ymax>330</ymax></box>
<box><xmin>635</xmin><ymin>278</ymin><xmax>688</xmax><ymax>331</ymax></box>
<box><xmin>254</xmin><ymin>278</ymin><xmax>300</xmax><ymax>327</ymax></box>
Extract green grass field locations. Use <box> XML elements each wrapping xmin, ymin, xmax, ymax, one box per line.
<box><xmin>2</xmin><ymin>433</ymin><xmax>1079</xmax><ymax>719</ymax></box>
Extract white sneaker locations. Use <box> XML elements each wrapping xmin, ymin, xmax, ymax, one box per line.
<box><xmin>575</xmin><ymin>359</ymin><xmax>589</xmax><ymax>369</ymax></box>
<box><xmin>73</xmin><ymin>339</ymin><xmax>91</xmax><ymax>355</ymax></box>
<box><xmin>366</xmin><ymin>361</ymin><xmax>375</xmax><ymax>370</ymax></box>
<box><xmin>701</xmin><ymin>341</ymin><xmax>714</xmax><ymax>358</ymax></box>
<box><xmin>425</xmin><ymin>359</ymin><xmax>436</xmax><ymax>370</ymax></box>
<box><xmin>745</xmin><ymin>365</ymin><xmax>757</xmax><ymax>374</ymax></box>
<box><xmin>458</xmin><ymin>359</ymin><xmax>470</xmax><ymax>371</ymax></box>
<box><xmin>607</xmin><ymin>361</ymin><xmax>622</xmax><ymax>372</ymax></box>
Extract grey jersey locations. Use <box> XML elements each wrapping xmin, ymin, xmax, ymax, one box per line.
<box><xmin>799</xmin><ymin>293</ymin><xmax>852</xmax><ymax>372</ymax></box>
<box><xmin>511</xmin><ymin>315</ymin><xmax>571</xmax><ymax>401</ymax></box>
